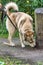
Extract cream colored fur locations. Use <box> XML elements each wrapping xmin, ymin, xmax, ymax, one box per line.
<box><xmin>4</xmin><ymin>2</ymin><xmax>36</xmax><ymax>47</ymax></box>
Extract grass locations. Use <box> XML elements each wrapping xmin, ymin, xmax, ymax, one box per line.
<box><xmin>0</xmin><ymin>31</ymin><xmax>19</xmax><ymax>38</ymax></box>
<box><xmin>0</xmin><ymin>56</ymin><xmax>30</xmax><ymax>65</ymax></box>
<box><xmin>37</xmin><ymin>61</ymin><xmax>43</xmax><ymax>65</ymax></box>
<box><xmin>0</xmin><ymin>56</ymin><xmax>43</xmax><ymax>65</ymax></box>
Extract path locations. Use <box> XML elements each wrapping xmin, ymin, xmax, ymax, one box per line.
<box><xmin>0</xmin><ymin>38</ymin><xmax>43</xmax><ymax>65</ymax></box>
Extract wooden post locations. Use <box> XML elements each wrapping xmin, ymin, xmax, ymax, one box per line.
<box><xmin>35</xmin><ymin>8</ymin><xmax>43</xmax><ymax>46</ymax></box>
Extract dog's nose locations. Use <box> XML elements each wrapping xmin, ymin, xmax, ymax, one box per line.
<box><xmin>25</xmin><ymin>38</ymin><xmax>27</xmax><ymax>41</ymax></box>
<box><xmin>34</xmin><ymin>44</ymin><xmax>37</xmax><ymax>48</ymax></box>
<box><xmin>34</xmin><ymin>43</ymin><xmax>39</xmax><ymax>48</ymax></box>
<box><xmin>30</xmin><ymin>38</ymin><xmax>33</xmax><ymax>43</ymax></box>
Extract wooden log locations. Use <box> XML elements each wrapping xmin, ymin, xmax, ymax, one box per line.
<box><xmin>35</xmin><ymin>8</ymin><xmax>43</xmax><ymax>46</ymax></box>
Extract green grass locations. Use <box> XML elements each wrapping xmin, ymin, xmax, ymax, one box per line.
<box><xmin>0</xmin><ymin>56</ymin><xmax>30</xmax><ymax>65</ymax></box>
<box><xmin>0</xmin><ymin>31</ymin><xmax>19</xmax><ymax>38</ymax></box>
<box><xmin>37</xmin><ymin>61</ymin><xmax>43</xmax><ymax>65</ymax></box>
<box><xmin>0</xmin><ymin>56</ymin><xmax>43</xmax><ymax>65</ymax></box>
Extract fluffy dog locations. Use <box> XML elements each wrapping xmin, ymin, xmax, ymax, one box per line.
<box><xmin>4</xmin><ymin>2</ymin><xmax>36</xmax><ymax>47</ymax></box>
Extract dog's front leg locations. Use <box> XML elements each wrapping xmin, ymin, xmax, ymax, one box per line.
<box><xmin>19</xmin><ymin>33</ymin><xmax>25</xmax><ymax>48</ymax></box>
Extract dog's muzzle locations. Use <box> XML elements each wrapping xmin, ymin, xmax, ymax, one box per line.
<box><xmin>25</xmin><ymin>37</ymin><xmax>34</xmax><ymax>43</ymax></box>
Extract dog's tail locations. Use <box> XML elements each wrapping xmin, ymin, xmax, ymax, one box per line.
<box><xmin>5</xmin><ymin>2</ymin><xmax>18</xmax><ymax>15</ymax></box>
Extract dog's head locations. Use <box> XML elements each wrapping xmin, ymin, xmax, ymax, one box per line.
<box><xmin>24</xmin><ymin>30</ymin><xmax>36</xmax><ymax>47</ymax></box>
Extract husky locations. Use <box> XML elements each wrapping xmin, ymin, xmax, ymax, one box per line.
<box><xmin>4</xmin><ymin>2</ymin><xmax>36</xmax><ymax>47</ymax></box>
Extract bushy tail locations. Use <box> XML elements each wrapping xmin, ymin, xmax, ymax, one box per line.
<box><xmin>5</xmin><ymin>2</ymin><xmax>19</xmax><ymax>14</ymax></box>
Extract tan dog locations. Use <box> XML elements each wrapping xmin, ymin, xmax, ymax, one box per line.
<box><xmin>4</xmin><ymin>2</ymin><xmax>36</xmax><ymax>47</ymax></box>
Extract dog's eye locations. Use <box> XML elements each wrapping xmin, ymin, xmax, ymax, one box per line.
<box><xmin>26</xmin><ymin>33</ymin><xmax>33</xmax><ymax>37</ymax></box>
<box><xmin>25</xmin><ymin>29</ymin><xmax>29</xmax><ymax>32</ymax></box>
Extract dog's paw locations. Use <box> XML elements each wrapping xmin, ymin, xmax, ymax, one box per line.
<box><xmin>10</xmin><ymin>42</ymin><xmax>16</xmax><ymax>47</ymax></box>
<box><xmin>21</xmin><ymin>44</ymin><xmax>25</xmax><ymax>48</ymax></box>
<box><xmin>3</xmin><ymin>42</ymin><xmax>15</xmax><ymax>47</ymax></box>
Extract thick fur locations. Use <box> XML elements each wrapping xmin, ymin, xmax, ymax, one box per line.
<box><xmin>5</xmin><ymin>2</ymin><xmax>36</xmax><ymax>47</ymax></box>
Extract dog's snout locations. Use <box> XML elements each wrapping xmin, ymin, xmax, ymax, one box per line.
<box><xmin>30</xmin><ymin>38</ymin><xmax>33</xmax><ymax>43</ymax></box>
<box><xmin>30</xmin><ymin>38</ymin><xmax>33</xmax><ymax>41</ymax></box>
<box><xmin>25</xmin><ymin>38</ymin><xmax>27</xmax><ymax>41</ymax></box>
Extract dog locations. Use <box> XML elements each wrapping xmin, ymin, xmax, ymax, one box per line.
<box><xmin>4</xmin><ymin>2</ymin><xmax>36</xmax><ymax>47</ymax></box>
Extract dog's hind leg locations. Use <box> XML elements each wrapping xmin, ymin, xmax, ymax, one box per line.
<box><xmin>4</xmin><ymin>29</ymin><xmax>15</xmax><ymax>46</ymax></box>
<box><xmin>4</xmin><ymin>19</ymin><xmax>16</xmax><ymax>46</ymax></box>
<box><xmin>8</xmin><ymin>31</ymin><xmax>15</xmax><ymax>46</ymax></box>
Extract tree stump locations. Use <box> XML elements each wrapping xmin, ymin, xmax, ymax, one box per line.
<box><xmin>35</xmin><ymin>8</ymin><xmax>43</xmax><ymax>46</ymax></box>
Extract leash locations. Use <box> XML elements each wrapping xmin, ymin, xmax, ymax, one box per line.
<box><xmin>0</xmin><ymin>7</ymin><xmax>18</xmax><ymax>30</ymax></box>
<box><xmin>5</xmin><ymin>11</ymin><xmax>18</xmax><ymax>30</ymax></box>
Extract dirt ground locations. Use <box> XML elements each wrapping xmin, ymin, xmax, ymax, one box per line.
<box><xmin>0</xmin><ymin>38</ymin><xmax>43</xmax><ymax>65</ymax></box>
